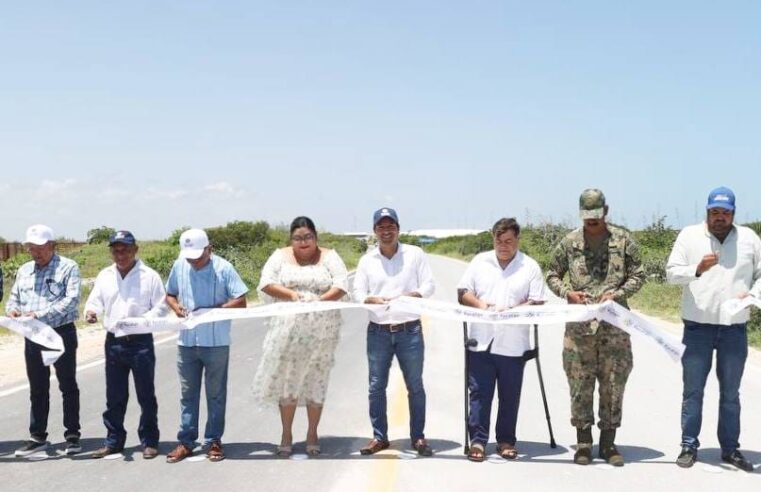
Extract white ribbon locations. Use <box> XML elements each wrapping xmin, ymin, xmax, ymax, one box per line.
<box><xmin>0</xmin><ymin>316</ymin><xmax>65</xmax><ymax>365</ymax></box>
<box><xmin>112</xmin><ymin>302</ymin><xmax>388</xmax><ymax>337</ymax></box>
<box><xmin>390</xmin><ymin>297</ymin><xmax>684</xmax><ymax>362</ymax></box>
<box><xmin>722</xmin><ymin>296</ymin><xmax>761</xmax><ymax>316</ymax></box>
<box><xmin>114</xmin><ymin>298</ymin><xmax>684</xmax><ymax>361</ymax></box>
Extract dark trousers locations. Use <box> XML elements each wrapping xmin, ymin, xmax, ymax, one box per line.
<box><xmin>468</xmin><ymin>348</ymin><xmax>526</xmax><ymax>446</ymax></box>
<box><xmin>25</xmin><ymin>323</ymin><xmax>80</xmax><ymax>441</ymax></box>
<box><xmin>103</xmin><ymin>333</ymin><xmax>159</xmax><ymax>449</ymax></box>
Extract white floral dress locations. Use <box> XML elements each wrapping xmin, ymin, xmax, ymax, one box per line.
<box><xmin>252</xmin><ymin>248</ymin><xmax>349</xmax><ymax>407</ymax></box>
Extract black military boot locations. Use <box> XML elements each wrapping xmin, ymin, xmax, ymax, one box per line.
<box><xmin>599</xmin><ymin>429</ymin><xmax>624</xmax><ymax>467</ymax></box>
<box><xmin>574</xmin><ymin>427</ymin><xmax>593</xmax><ymax>465</ymax></box>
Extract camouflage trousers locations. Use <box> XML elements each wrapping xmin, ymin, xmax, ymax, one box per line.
<box><xmin>562</xmin><ymin>321</ymin><xmax>633</xmax><ymax>431</ymax></box>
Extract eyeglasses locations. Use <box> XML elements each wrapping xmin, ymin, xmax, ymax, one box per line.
<box><xmin>45</xmin><ymin>278</ymin><xmax>63</xmax><ymax>297</ymax></box>
<box><xmin>291</xmin><ymin>234</ymin><xmax>316</xmax><ymax>243</ymax></box>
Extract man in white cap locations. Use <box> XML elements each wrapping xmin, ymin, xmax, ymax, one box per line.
<box><xmin>6</xmin><ymin>224</ymin><xmax>82</xmax><ymax>456</ymax></box>
<box><xmin>667</xmin><ymin>186</ymin><xmax>761</xmax><ymax>472</ymax></box>
<box><xmin>164</xmin><ymin>229</ymin><xmax>249</xmax><ymax>463</ymax></box>
<box><xmin>85</xmin><ymin>230</ymin><xmax>167</xmax><ymax>460</ymax></box>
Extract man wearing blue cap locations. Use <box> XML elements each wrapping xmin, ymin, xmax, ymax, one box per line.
<box><xmin>667</xmin><ymin>187</ymin><xmax>761</xmax><ymax>472</ymax></box>
<box><xmin>85</xmin><ymin>231</ymin><xmax>167</xmax><ymax>459</ymax></box>
<box><xmin>353</xmin><ymin>208</ymin><xmax>436</xmax><ymax>456</ymax></box>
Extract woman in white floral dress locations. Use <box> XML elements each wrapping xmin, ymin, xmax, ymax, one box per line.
<box><xmin>253</xmin><ymin>216</ymin><xmax>348</xmax><ymax>457</ymax></box>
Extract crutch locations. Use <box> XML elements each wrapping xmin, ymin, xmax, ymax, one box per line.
<box><xmin>530</xmin><ymin>323</ymin><xmax>557</xmax><ymax>448</ymax></box>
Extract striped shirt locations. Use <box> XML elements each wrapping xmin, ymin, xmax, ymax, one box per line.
<box><xmin>5</xmin><ymin>254</ymin><xmax>81</xmax><ymax>328</ymax></box>
<box><xmin>166</xmin><ymin>255</ymin><xmax>249</xmax><ymax>347</ymax></box>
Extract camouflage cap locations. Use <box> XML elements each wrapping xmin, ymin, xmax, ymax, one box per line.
<box><xmin>579</xmin><ymin>189</ymin><xmax>606</xmax><ymax>219</ymax></box>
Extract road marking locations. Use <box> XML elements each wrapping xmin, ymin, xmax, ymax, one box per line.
<box><xmin>0</xmin><ymin>333</ymin><xmax>178</xmax><ymax>398</ymax></box>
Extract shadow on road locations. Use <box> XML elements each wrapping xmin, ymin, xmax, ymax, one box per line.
<box><xmin>698</xmin><ymin>447</ymin><xmax>761</xmax><ymax>467</ymax></box>
<box><xmin>222</xmin><ymin>436</ymin><xmax>464</xmax><ymax>460</ymax></box>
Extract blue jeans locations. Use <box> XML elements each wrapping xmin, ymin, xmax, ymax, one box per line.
<box><xmin>103</xmin><ymin>333</ymin><xmax>159</xmax><ymax>449</ymax></box>
<box><xmin>681</xmin><ymin>321</ymin><xmax>747</xmax><ymax>453</ymax></box>
<box><xmin>176</xmin><ymin>345</ymin><xmax>229</xmax><ymax>447</ymax></box>
<box><xmin>367</xmin><ymin>321</ymin><xmax>426</xmax><ymax>443</ymax></box>
<box><xmin>468</xmin><ymin>349</ymin><xmax>525</xmax><ymax>446</ymax></box>
<box><xmin>25</xmin><ymin>323</ymin><xmax>80</xmax><ymax>441</ymax></box>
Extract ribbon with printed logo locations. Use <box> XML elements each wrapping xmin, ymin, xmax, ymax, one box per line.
<box><xmin>0</xmin><ymin>316</ymin><xmax>65</xmax><ymax>365</ymax></box>
<box><xmin>114</xmin><ymin>298</ymin><xmax>684</xmax><ymax>361</ymax></box>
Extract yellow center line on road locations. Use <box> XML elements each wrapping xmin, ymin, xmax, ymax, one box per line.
<box><xmin>368</xmin><ymin>316</ymin><xmax>429</xmax><ymax>492</ymax></box>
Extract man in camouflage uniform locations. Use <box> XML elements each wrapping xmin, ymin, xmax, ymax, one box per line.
<box><xmin>546</xmin><ymin>189</ymin><xmax>644</xmax><ymax>466</ymax></box>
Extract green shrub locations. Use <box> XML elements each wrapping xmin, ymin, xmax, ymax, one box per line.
<box><xmin>86</xmin><ymin>226</ymin><xmax>116</xmax><ymax>244</ymax></box>
<box><xmin>206</xmin><ymin>221</ymin><xmax>270</xmax><ymax>250</ymax></box>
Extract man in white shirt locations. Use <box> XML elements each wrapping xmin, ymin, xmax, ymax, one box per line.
<box><xmin>667</xmin><ymin>187</ymin><xmax>761</xmax><ymax>472</ymax></box>
<box><xmin>84</xmin><ymin>231</ymin><xmax>166</xmax><ymax>460</ymax></box>
<box><xmin>457</xmin><ymin>218</ymin><xmax>545</xmax><ymax>462</ymax></box>
<box><xmin>353</xmin><ymin>208</ymin><xmax>436</xmax><ymax>456</ymax></box>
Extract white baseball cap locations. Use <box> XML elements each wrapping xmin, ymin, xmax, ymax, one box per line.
<box><xmin>23</xmin><ymin>224</ymin><xmax>55</xmax><ymax>245</ymax></box>
<box><xmin>179</xmin><ymin>228</ymin><xmax>209</xmax><ymax>260</ymax></box>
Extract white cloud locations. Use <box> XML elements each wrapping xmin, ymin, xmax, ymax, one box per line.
<box><xmin>204</xmin><ymin>181</ymin><xmax>235</xmax><ymax>194</ymax></box>
<box><xmin>40</xmin><ymin>178</ymin><xmax>77</xmax><ymax>192</ymax></box>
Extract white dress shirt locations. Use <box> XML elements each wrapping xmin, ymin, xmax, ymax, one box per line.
<box><xmin>666</xmin><ymin>223</ymin><xmax>761</xmax><ymax>325</ymax></box>
<box><xmin>457</xmin><ymin>250</ymin><xmax>546</xmax><ymax>357</ymax></box>
<box><xmin>352</xmin><ymin>243</ymin><xmax>436</xmax><ymax>324</ymax></box>
<box><xmin>85</xmin><ymin>260</ymin><xmax>167</xmax><ymax>332</ymax></box>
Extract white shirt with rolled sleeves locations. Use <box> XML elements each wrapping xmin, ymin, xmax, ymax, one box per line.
<box><xmin>457</xmin><ymin>250</ymin><xmax>546</xmax><ymax>357</ymax></box>
<box><xmin>666</xmin><ymin>223</ymin><xmax>761</xmax><ymax>325</ymax></box>
<box><xmin>352</xmin><ymin>243</ymin><xmax>435</xmax><ymax>324</ymax></box>
<box><xmin>85</xmin><ymin>260</ymin><xmax>167</xmax><ymax>332</ymax></box>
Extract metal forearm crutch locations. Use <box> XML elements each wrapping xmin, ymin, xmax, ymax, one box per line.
<box><xmin>463</xmin><ymin>320</ymin><xmax>471</xmax><ymax>455</ymax></box>
<box><xmin>533</xmin><ymin>324</ymin><xmax>557</xmax><ymax>448</ymax></box>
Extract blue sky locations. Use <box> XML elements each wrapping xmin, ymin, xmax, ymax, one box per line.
<box><xmin>1</xmin><ymin>1</ymin><xmax>759</xmax><ymax>240</ymax></box>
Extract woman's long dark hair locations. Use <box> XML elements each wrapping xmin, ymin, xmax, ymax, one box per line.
<box><xmin>290</xmin><ymin>216</ymin><xmax>317</xmax><ymax>237</ymax></box>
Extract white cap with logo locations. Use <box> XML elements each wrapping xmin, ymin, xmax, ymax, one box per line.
<box><xmin>179</xmin><ymin>229</ymin><xmax>209</xmax><ymax>260</ymax></box>
<box><xmin>23</xmin><ymin>224</ymin><xmax>55</xmax><ymax>245</ymax></box>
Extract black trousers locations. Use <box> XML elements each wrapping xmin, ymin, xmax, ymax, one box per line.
<box><xmin>25</xmin><ymin>323</ymin><xmax>80</xmax><ymax>441</ymax></box>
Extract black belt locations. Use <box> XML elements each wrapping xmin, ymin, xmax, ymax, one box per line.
<box><xmin>369</xmin><ymin>320</ymin><xmax>420</xmax><ymax>333</ymax></box>
<box><xmin>106</xmin><ymin>332</ymin><xmax>153</xmax><ymax>343</ymax></box>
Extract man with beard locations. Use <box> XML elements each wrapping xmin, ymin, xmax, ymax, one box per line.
<box><xmin>546</xmin><ymin>189</ymin><xmax>644</xmax><ymax>466</ymax></box>
<box><xmin>352</xmin><ymin>207</ymin><xmax>436</xmax><ymax>457</ymax></box>
<box><xmin>667</xmin><ymin>187</ymin><xmax>761</xmax><ymax>472</ymax></box>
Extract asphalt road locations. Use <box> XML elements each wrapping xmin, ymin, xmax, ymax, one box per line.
<box><xmin>1</xmin><ymin>254</ymin><xmax>760</xmax><ymax>491</ymax></box>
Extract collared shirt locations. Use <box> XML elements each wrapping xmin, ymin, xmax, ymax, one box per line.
<box><xmin>352</xmin><ymin>242</ymin><xmax>435</xmax><ymax>324</ymax></box>
<box><xmin>166</xmin><ymin>255</ymin><xmax>249</xmax><ymax>347</ymax></box>
<box><xmin>84</xmin><ymin>260</ymin><xmax>167</xmax><ymax>331</ymax></box>
<box><xmin>5</xmin><ymin>254</ymin><xmax>81</xmax><ymax>328</ymax></box>
<box><xmin>458</xmin><ymin>250</ymin><xmax>546</xmax><ymax>357</ymax></box>
<box><xmin>666</xmin><ymin>223</ymin><xmax>761</xmax><ymax>325</ymax></box>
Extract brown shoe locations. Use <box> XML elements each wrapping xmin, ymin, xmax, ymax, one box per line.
<box><xmin>207</xmin><ymin>441</ymin><xmax>224</xmax><ymax>462</ymax></box>
<box><xmin>142</xmin><ymin>446</ymin><xmax>159</xmax><ymax>459</ymax></box>
<box><xmin>166</xmin><ymin>443</ymin><xmax>193</xmax><ymax>463</ymax></box>
<box><xmin>359</xmin><ymin>438</ymin><xmax>390</xmax><ymax>455</ymax></box>
<box><xmin>91</xmin><ymin>445</ymin><xmax>123</xmax><ymax>459</ymax></box>
<box><xmin>413</xmin><ymin>438</ymin><xmax>433</xmax><ymax>457</ymax></box>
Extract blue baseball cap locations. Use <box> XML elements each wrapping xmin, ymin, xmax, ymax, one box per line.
<box><xmin>108</xmin><ymin>230</ymin><xmax>137</xmax><ymax>246</ymax></box>
<box><xmin>706</xmin><ymin>186</ymin><xmax>735</xmax><ymax>211</ymax></box>
<box><xmin>373</xmin><ymin>207</ymin><xmax>399</xmax><ymax>227</ymax></box>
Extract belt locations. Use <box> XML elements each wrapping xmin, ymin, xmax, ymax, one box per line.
<box><xmin>369</xmin><ymin>320</ymin><xmax>421</xmax><ymax>333</ymax></box>
<box><xmin>106</xmin><ymin>332</ymin><xmax>153</xmax><ymax>343</ymax></box>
